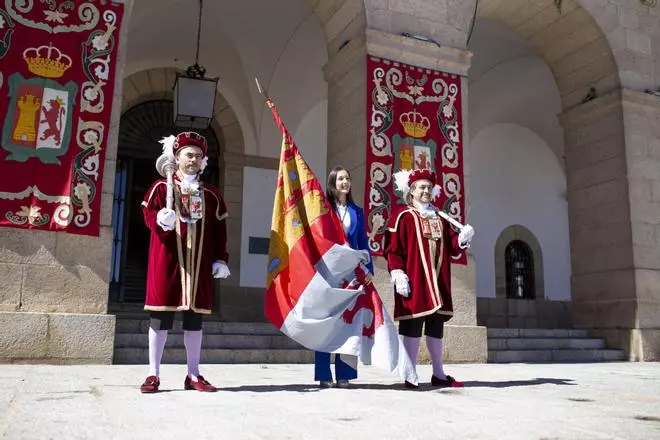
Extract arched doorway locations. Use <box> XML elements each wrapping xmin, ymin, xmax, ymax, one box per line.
<box><xmin>505</xmin><ymin>239</ymin><xmax>536</xmax><ymax>300</ymax></box>
<box><xmin>109</xmin><ymin>100</ymin><xmax>221</xmax><ymax>304</ymax></box>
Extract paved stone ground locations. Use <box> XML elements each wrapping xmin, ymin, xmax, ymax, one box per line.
<box><xmin>0</xmin><ymin>363</ymin><xmax>659</xmax><ymax>440</ymax></box>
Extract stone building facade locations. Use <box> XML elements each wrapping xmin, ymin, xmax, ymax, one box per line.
<box><xmin>1</xmin><ymin>0</ymin><xmax>659</xmax><ymax>363</ymax></box>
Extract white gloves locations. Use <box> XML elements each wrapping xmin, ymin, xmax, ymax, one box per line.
<box><xmin>390</xmin><ymin>269</ymin><xmax>410</xmax><ymax>298</ymax></box>
<box><xmin>212</xmin><ymin>260</ymin><xmax>231</xmax><ymax>279</ymax></box>
<box><xmin>156</xmin><ymin>208</ymin><xmax>176</xmax><ymax>231</ymax></box>
<box><xmin>458</xmin><ymin>224</ymin><xmax>474</xmax><ymax>249</ymax></box>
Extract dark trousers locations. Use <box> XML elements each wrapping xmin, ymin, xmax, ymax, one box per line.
<box><xmin>398</xmin><ymin>313</ymin><xmax>446</xmax><ymax>339</ymax></box>
<box><xmin>149</xmin><ymin>311</ymin><xmax>203</xmax><ymax>331</ymax></box>
<box><xmin>314</xmin><ymin>352</ymin><xmax>358</xmax><ymax>381</ymax></box>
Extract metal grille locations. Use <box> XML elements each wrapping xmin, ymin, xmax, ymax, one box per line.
<box><xmin>505</xmin><ymin>240</ymin><xmax>535</xmax><ymax>299</ymax></box>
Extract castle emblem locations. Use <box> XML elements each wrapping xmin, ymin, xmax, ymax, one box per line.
<box><xmin>2</xmin><ymin>73</ymin><xmax>78</xmax><ymax>163</ymax></box>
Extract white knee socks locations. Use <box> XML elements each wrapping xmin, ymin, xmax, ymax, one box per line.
<box><xmin>401</xmin><ymin>336</ymin><xmax>421</xmax><ymax>370</ymax></box>
<box><xmin>184</xmin><ymin>330</ymin><xmax>203</xmax><ymax>380</ymax></box>
<box><xmin>426</xmin><ymin>336</ymin><xmax>446</xmax><ymax>379</ymax></box>
<box><xmin>148</xmin><ymin>328</ymin><xmax>168</xmax><ymax>377</ymax></box>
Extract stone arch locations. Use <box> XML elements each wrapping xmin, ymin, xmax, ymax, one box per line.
<box><xmin>477</xmin><ymin>0</ymin><xmax>621</xmax><ymax>109</ymax></box>
<box><xmin>118</xmin><ymin>67</ymin><xmax>245</xmax><ymax>157</ymax></box>
<box><xmin>308</xmin><ymin>1</ymin><xmax>477</xmax><ymax>55</ymax></box>
<box><xmin>307</xmin><ymin>0</ymin><xmax>366</xmax><ymax>54</ymax></box>
<box><xmin>494</xmin><ymin>225</ymin><xmax>545</xmax><ymax>300</ymax></box>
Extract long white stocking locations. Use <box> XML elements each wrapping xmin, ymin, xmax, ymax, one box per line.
<box><xmin>148</xmin><ymin>328</ymin><xmax>168</xmax><ymax>377</ymax></box>
<box><xmin>184</xmin><ymin>330</ymin><xmax>203</xmax><ymax>380</ymax></box>
<box><xmin>401</xmin><ymin>336</ymin><xmax>421</xmax><ymax>370</ymax></box>
<box><xmin>426</xmin><ymin>336</ymin><xmax>446</xmax><ymax>379</ymax></box>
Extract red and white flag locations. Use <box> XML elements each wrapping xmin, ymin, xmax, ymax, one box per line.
<box><xmin>264</xmin><ymin>99</ymin><xmax>418</xmax><ymax>385</ymax></box>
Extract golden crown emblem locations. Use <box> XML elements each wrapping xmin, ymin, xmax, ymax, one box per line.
<box><xmin>399</xmin><ymin>110</ymin><xmax>431</xmax><ymax>139</ymax></box>
<box><xmin>23</xmin><ymin>44</ymin><xmax>73</xmax><ymax>79</ymax></box>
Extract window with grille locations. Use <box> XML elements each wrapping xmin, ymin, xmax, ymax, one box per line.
<box><xmin>505</xmin><ymin>240</ymin><xmax>535</xmax><ymax>299</ymax></box>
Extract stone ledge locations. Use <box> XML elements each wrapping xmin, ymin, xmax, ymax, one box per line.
<box><xmin>0</xmin><ymin>312</ymin><xmax>115</xmax><ymax>364</ymax></box>
<box><xmin>418</xmin><ymin>325</ymin><xmax>487</xmax><ymax>364</ymax></box>
<box><xmin>590</xmin><ymin>327</ymin><xmax>660</xmax><ymax>362</ymax></box>
<box><xmin>559</xmin><ymin>87</ymin><xmax>660</xmax><ymax>130</ymax></box>
<box><xmin>365</xmin><ymin>29</ymin><xmax>472</xmax><ymax>76</ymax></box>
<box><xmin>559</xmin><ymin>87</ymin><xmax>623</xmax><ymax>128</ymax></box>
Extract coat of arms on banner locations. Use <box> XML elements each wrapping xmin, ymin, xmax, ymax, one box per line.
<box><xmin>364</xmin><ymin>56</ymin><xmax>466</xmax><ymax>264</ymax></box>
<box><xmin>0</xmin><ymin>1</ymin><xmax>124</xmax><ymax>236</ymax></box>
<box><xmin>391</xmin><ymin>129</ymin><xmax>437</xmax><ymax>202</ymax></box>
<box><xmin>3</xmin><ymin>58</ymin><xmax>78</xmax><ymax>163</ymax></box>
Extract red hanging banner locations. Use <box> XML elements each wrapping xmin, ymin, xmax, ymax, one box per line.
<box><xmin>364</xmin><ymin>55</ymin><xmax>467</xmax><ymax>264</ymax></box>
<box><xmin>0</xmin><ymin>1</ymin><xmax>124</xmax><ymax>236</ymax></box>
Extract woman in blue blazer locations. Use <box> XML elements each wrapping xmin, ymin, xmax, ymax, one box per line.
<box><xmin>315</xmin><ymin>166</ymin><xmax>374</xmax><ymax>388</ymax></box>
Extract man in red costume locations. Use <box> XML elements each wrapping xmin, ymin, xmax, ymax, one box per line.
<box><xmin>384</xmin><ymin>168</ymin><xmax>474</xmax><ymax>388</ymax></box>
<box><xmin>139</xmin><ymin>131</ymin><xmax>230</xmax><ymax>393</ymax></box>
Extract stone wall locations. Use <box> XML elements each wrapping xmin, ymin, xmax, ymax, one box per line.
<box><xmin>0</xmin><ymin>0</ymin><xmax>135</xmax><ymax>364</ymax></box>
<box><xmin>477</xmin><ymin>298</ymin><xmax>573</xmax><ymax>329</ymax></box>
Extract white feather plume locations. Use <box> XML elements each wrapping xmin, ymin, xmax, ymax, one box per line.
<box><xmin>200</xmin><ymin>156</ymin><xmax>208</xmax><ymax>172</ymax></box>
<box><xmin>432</xmin><ymin>184</ymin><xmax>442</xmax><ymax>200</ymax></box>
<box><xmin>159</xmin><ymin>135</ymin><xmax>176</xmax><ymax>158</ymax></box>
<box><xmin>393</xmin><ymin>169</ymin><xmax>412</xmax><ymax>194</ymax></box>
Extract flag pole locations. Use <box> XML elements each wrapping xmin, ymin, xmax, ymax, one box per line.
<box><xmin>255</xmin><ymin>77</ymin><xmax>272</xmax><ymax>104</ymax></box>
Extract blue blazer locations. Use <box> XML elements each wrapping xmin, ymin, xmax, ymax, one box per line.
<box><xmin>336</xmin><ymin>202</ymin><xmax>374</xmax><ymax>274</ymax></box>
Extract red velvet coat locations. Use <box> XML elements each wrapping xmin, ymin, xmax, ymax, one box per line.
<box><xmin>141</xmin><ymin>177</ymin><xmax>228</xmax><ymax>314</ymax></box>
<box><xmin>384</xmin><ymin>206</ymin><xmax>462</xmax><ymax>321</ymax></box>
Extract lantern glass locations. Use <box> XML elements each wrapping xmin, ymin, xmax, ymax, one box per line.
<box><xmin>173</xmin><ymin>75</ymin><xmax>218</xmax><ymax>129</ymax></box>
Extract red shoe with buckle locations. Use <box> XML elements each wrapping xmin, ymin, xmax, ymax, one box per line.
<box><xmin>431</xmin><ymin>375</ymin><xmax>464</xmax><ymax>388</ymax></box>
<box><xmin>140</xmin><ymin>375</ymin><xmax>160</xmax><ymax>393</ymax></box>
<box><xmin>184</xmin><ymin>375</ymin><xmax>218</xmax><ymax>392</ymax></box>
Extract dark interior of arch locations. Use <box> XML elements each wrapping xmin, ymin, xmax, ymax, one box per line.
<box><xmin>118</xmin><ymin>99</ymin><xmax>221</xmax><ymax>161</ymax></box>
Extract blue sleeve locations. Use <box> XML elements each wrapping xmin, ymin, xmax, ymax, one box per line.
<box><xmin>356</xmin><ymin>207</ymin><xmax>374</xmax><ymax>274</ymax></box>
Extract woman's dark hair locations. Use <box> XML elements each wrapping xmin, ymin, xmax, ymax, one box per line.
<box><xmin>326</xmin><ymin>166</ymin><xmax>354</xmax><ymax>207</ymax></box>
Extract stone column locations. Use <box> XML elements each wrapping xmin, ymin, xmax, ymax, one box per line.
<box><xmin>323</xmin><ymin>28</ymin><xmax>486</xmax><ymax>363</ymax></box>
<box><xmin>561</xmin><ymin>88</ymin><xmax>660</xmax><ymax>361</ymax></box>
<box><xmin>0</xmin><ymin>0</ymin><xmax>134</xmax><ymax>364</ymax></box>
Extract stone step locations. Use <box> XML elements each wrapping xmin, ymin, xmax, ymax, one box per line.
<box><xmin>113</xmin><ymin>348</ymin><xmax>314</xmax><ymax>364</ymax></box>
<box><xmin>115</xmin><ymin>333</ymin><xmax>302</xmax><ymax>350</ymax></box>
<box><xmin>115</xmin><ymin>319</ymin><xmax>280</xmax><ymax>335</ymax></box>
<box><xmin>488</xmin><ymin>337</ymin><xmax>606</xmax><ymax>350</ymax></box>
<box><xmin>487</xmin><ymin>328</ymin><xmax>590</xmax><ymax>339</ymax></box>
<box><xmin>488</xmin><ymin>349</ymin><xmax>625</xmax><ymax>363</ymax></box>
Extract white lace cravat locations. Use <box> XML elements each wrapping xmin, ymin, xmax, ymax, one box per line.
<box><xmin>180</xmin><ymin>173</ymin><xmax>199</xmax><ymax>193</ymax></box>
<box><xmin>413</xmin><ymin>202</ymin><xmax>436</xmax><ymax>217</ymax></box>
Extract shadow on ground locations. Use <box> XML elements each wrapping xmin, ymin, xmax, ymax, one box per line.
<box><xmin>218</xmin><ymin>377</ymin><xmax>575</xmax><ymax>393</ymax></box>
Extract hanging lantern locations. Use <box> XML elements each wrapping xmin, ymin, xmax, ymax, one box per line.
<box><xmin>173</xmin><ymin>66</ymin><xmax>218</xmax><ymax>129</ymax></box>
<box><xmin>173</xmin><ymin>0</ymin><xmax>217</xmax><ymax>129</ymax></box>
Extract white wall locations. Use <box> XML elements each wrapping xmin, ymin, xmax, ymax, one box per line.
<box><xmin>469</xmin><ymin>124</ymin><xmax>571</xmax><ymax>301</ymax></box>
<box><xmin>240</xmin><ymin>167</ymin><xmax>278</xmax><ymax>288</ymax></box>
<box><xmin>293</xmin><ymin>100</ymin><xmax>328</xmax><ymax>183</ymax></box>
<box><xmin>468</xmin><ymin>18</ymin><xmax>571</xmax><ymax>301</ymax></box>
<box><xmin>468</xmin><ymin>19</ymin><xmax>565</xmax><ymax>165</ymax></box>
